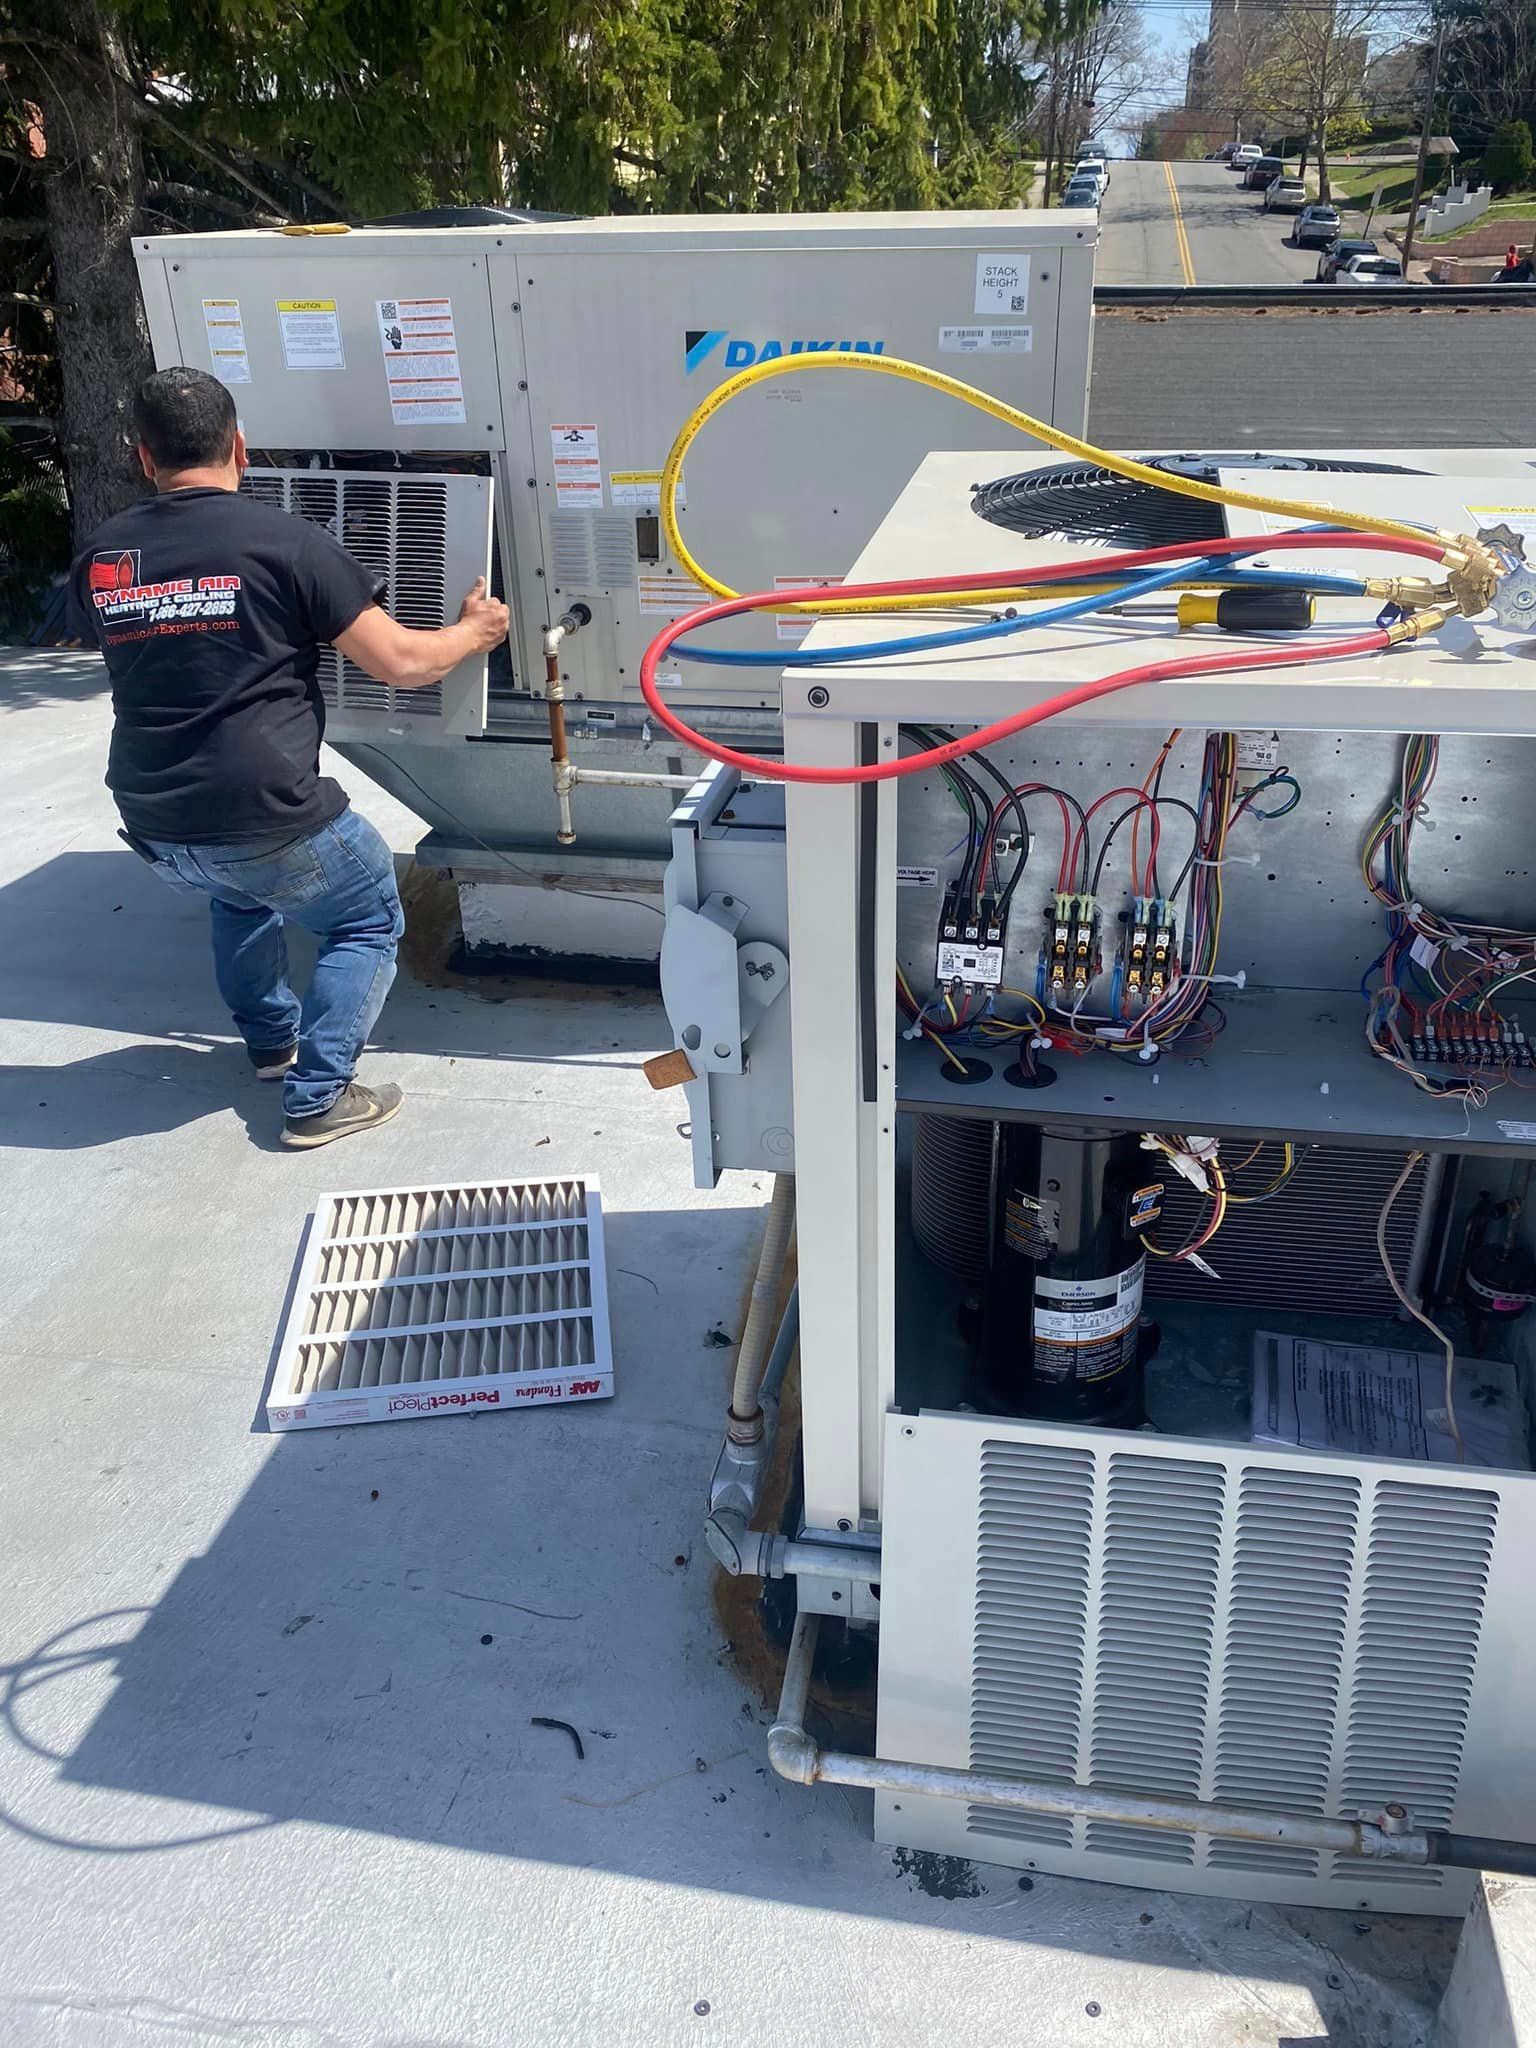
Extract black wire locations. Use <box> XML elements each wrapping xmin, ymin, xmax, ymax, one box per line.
<box><xmin>904</xmin><ymin>725</ymin><xmax>982</xmax><ymax>898</ymax></box>
<box><xmin>1090</xmin><ymin>796</ymin><xmax>1202</xmax><ymax>898</ymax></box>
<box><xmin>934</xmin><ymin>730</ymin><xmax>1036</xmax><ymax>914</ymax></box>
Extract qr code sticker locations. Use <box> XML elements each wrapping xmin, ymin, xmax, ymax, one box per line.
<box><xmin>381</xmin><ymin>300</ymin><xmax>398</xmax><ymax>320</ymax></box>
<box><xmin>1010</xmin><ymin>294</ymin><xmax>1027</xmax><ymax>311</ymax></box>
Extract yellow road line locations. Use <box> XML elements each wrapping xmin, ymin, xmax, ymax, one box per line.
<box><xmin>1163</xmin><ymin>159</ymin><xmax>1197</xmax><ymax>286</ymax></box>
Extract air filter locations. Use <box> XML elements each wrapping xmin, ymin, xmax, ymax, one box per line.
<box><xmin>970</xmin><ymin>454</ymin><xmax>1420</xmax><ymax>550</ymax></box>
<box><xmin>267</xmin><ymin>1177</ymin><xmax>613</xmax><ymax>1431</ymax></box>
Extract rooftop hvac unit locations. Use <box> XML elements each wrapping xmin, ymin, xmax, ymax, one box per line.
<box><xmin>659</xmin><ymin>449</ymin><xmax>1536</xmax><ymax>1909</ymax></box>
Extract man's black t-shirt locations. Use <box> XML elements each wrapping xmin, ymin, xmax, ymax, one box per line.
<box><xmin>69</xmin><ymin>488</ymin><xmax>383</xmax><ymax>844</ymax></box>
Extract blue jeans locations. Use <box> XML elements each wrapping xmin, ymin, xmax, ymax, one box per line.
<box><xmin>142</xmin><ymin>807</ymin><xmax>405</xmax><ymax>1119</ymax></box>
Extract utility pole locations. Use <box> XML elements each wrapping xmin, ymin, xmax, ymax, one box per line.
<box><xmin>1401</xmin><ymin>18</ymin><xmax>1448</xmax><ymax>273</ymax></box>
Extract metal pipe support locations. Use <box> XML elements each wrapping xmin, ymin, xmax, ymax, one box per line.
<box><xmin>768</xmin><ymin>1613</ymin><xmax>1441</xmax><ymax>1863</ymax></box>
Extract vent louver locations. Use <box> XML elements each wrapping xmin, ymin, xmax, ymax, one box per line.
<box><xmin>877</xmin><ymin>1416</ymin><xmax>1516</xmax><ymax>1910</ymax></box>
<box><xmin>242</xmin><ymin>467</ymin><xmax>490</xmax><ymax>739</ymax></box>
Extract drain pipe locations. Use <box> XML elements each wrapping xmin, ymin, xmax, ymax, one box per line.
<box><xmin>770</xmin><ymin>1612</ymin><xmax>1468</xmax><ymax>1866</ymax></box>
<box><xmin>544</xmin><ymin>608</ymin><xmax>589</xmax><ymax>846</ymax></box>
<box><xmin>730</xmin><ymin>1177</ymin><xmax>796</xmax><ymax>1444</ymax></box>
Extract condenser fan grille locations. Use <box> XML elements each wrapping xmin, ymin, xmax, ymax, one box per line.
<box><xmin>970</xmin><ymin>454</ymin><xmax>1421</xmax><ymax>550</ymax></box>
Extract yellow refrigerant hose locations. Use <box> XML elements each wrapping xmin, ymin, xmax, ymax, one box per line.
<box><xmin>657</xmin><ymin>350</ymin><xmax>1488</xmax><ymax>617</ymax></box>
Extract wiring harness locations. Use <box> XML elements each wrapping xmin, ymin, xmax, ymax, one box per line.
<box><xmin>1363</xmin><ymin>735</ymin><xmax>1536</xmax><ymax>1103</ymax></box>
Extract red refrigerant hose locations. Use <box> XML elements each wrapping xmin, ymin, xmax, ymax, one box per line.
<box><xmin>639</xmin><ymin>529</ymin><xmax>1447</xmax><ymax>788</ymax></box>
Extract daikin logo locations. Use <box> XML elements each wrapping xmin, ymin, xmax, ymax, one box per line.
<box><xmin>683</xmin><ymin>330</ymin><xmax>887</xmax><ymax>374</ymax></box>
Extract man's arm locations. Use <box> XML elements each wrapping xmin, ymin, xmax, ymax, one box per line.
<box><xmin>335</xmin><ymin>578</ymin><xmax>509</xmax><ymax>691</ymax></box>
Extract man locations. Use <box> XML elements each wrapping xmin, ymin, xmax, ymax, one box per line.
<box><xmin>70</xmin><ymin>365</ymin><xmax>508</xmax><ymax>1148</ymax></box>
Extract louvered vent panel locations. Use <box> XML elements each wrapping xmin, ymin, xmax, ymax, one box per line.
<box><xmin>1207</xmin><ymin>1466</ymin><xmax>1359</xmax><ymax>1879</ymax></box>
<box><xmin>1146</xmin><ymin>1148</ymin><xmax>1433</xmax><ymax>1316</ymax></box>
<box><xmin>242</xmin><ymin>468</ymin><xmax>486</xmax><ymax>730</ymax></box>
<box><xmin>967</xmin><ymin>1442</ymin><xmax>1093</xmax><ymax>1849</ymax></box>
<box><xmin>592</xmin><ymin>511</ymin><xmax>638</xmax><ymax>587</ymax></box>
<box><xmin>880</xmin><ymin>1418</ymin><xmax>1518</xmax><ymax>1910</ymax></box>
<box><xmin>1084</xmin><ymin>1454</ymin><xmax>1225</xmax><ymax>1864</ymax></box>
<box><xmin>549</xmin><ymin>511</ymin><xmax>595</xmax><ymax>586</ymax></box>
<box><xmin>268</xmin><ymin>1177</ymin><xmax>612</xmax><ymax>1429</ymax></box>
<box><xmin>1330</xmin><ymin>1480</ymin><xmax>1498</xmax><ymax>1892</ymax></box>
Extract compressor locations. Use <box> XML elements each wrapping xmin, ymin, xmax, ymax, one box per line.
<box><xmin>979</xmin><ymin>1123</ymin><xmax>1162</xmax><ymax>1426</ymax></box>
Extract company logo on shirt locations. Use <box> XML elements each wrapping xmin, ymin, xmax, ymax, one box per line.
<box><xmin>89</xmin><ymin>548</ymin><xmax>142</xmax><ymax>595</ymax></box>
<box><xmin>91</xmin><ymin>553</ymin><xmax>244</xmax><ymax>629</ymax></box>
<box><xmin>683</xmin><ymin>330</ymin><xmax>887</xmax><ymax>373</ymax></box>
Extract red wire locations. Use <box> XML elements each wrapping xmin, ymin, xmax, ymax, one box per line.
<box><xmin>638</xmin><ymin>531</ymin><xmax>1434</xmax><ymax>788</ymax></box>
<box><xmin>980</xmin><ymin>783</ymin><xmax>1076</xmax><ymax>892</ymax></box>
<box><xmin>1067</xmin><ymin>787</ymin><xmax>1168</xmax><ymax>895</ymax></box>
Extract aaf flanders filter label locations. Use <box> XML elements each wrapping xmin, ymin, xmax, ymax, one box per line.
<box><xmin>774</xmin><ymin>573</ymin><xmax>842</xmax><ymax>640</ymax></box>
<box><xmin>637</xmin><ymin>572</ymin><xmax>711</xmax><ymax>616</ymax></box>
<box><xmin>938</xmin><ymin>324</ymin><xmax>1032</xmax><ymax>355</ymax></box>
<box><xmin>201</xmin><ymin>299</ymin><xmax>250</xmax><ymax>385</ymax></box>
<box><xmin>551</xmin><ymin>422</ymin><xmax>603</xmax><ymax>507</ymax></box>
<box><xmin>610</xmin><ymin>468</ymin><xmax>685</xmax><ymax>510</ymax></box>
<box><xmin>975</xmin><ymin>253</ymin><xmax>1030</xmax><ymax>316</ymax></box>
<box><xmin>376</xmin><ymin>296</ymin><xmax>466</xmax><ymax>424</ymax></box>
<box><xmin>277</xmin><ymin>299</ymin><xmax>345</xmax><ymax>370</ymax></box>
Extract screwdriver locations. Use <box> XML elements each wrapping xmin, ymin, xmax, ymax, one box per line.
<box><xmin>1108</xmin><ymin>589</ymin><xmax>1316</xmax><ymax>632</ymax></box>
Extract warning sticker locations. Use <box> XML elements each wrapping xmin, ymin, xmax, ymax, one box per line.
<box><xmin>1466</xmin><ymin>504</ymin><xmax>1536</xmax><ymax>554</ymax></box>
<box><xmin>201</xmin><ymin>299</ymin><xmax>251</xmax><ymax>386</ymax></box>
<box><xmin>774</xmin><ymin>573</ymin><xmax>842</xmax><ymax>641</ymax></box>
<box><xmin>1235</xmin><ymin>729</ymin><xmax>1281</xmax><ymax>770</ymax></box>
<box><xmin>610</xmin><ymin>468</ymin><xmax>685</xmax><ymax>511</ymax></box>
<box><xmin>551</xmin><ymin>423</ymin><xmax>603</xmax><ymax>507</ymax></box>
<box><xmin>938</xmin><ymin>324</ymin><xmax>1032</xmax><ymax>355</ymax></box>
<box><xmin>1497</xmin><ymin>1121</ymin><xmax>1536</xmax><ymax>1142</ymax></box>
<box><xmin>637</xmin><ymin>572</ymin><xmax>711</xmax><ymax>617</ymax></box>
<box><xmin>277</xmin><ymin>299</ymin><xmax>345</xmax><ymax>371</ymax></box>
<box><xmin>975</xmin><ymin>254</ymin><xmax>1031</xmax><ymax>317</ymax></box>
<box><xmin>1032</xmin><ymin>1261</ymin><xmax>1143</xmax><ymax>1385</ymax></box>
<box><xmin>376</xmin><ymin>297</ymin><xmax>466</xmax><ymax>424</ymax></box>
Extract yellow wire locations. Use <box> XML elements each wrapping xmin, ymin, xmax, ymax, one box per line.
<box><xmin>659</xmin><ymin>351</ymin><xmax>1455</xmax><ymax>613</ymax></box>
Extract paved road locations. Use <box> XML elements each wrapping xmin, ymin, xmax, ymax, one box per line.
<box><xmin>1096</xmin><ymin>159</ymin><xmax>1333</xmax><ymax>288</ymax></box>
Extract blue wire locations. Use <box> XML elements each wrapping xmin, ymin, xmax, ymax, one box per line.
<box><xmin>670</xmin><ymin>552</ymin><xmax>1369</xmax><ymax>669</ymax></box>
<box><xmin>674</xmin><ymin>557</ymin><xmax>1213</xmax><ymax>669</ymax></box>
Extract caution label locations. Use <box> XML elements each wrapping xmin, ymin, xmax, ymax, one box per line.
<box><xmin>1032</xmin><ymin>1260</ymin><xmax>1143</xmax><ymax>1385</ymax></box>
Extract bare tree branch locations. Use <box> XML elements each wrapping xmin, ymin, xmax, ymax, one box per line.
<box><xmin>146</xmin><ymin>177</ymin><xmax>283</xmax><ymax>226</ymax></box>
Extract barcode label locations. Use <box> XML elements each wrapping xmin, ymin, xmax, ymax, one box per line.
<box><xmin>939</xmin><ymin>324</ymin><xmax>1032</xmax><ymax>355</ymax></box>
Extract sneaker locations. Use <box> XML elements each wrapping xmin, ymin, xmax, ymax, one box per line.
<box><xmin>281</xmin><ymin>1082</ymin><xmax>403</xmax><ymax>1150</ymax></box>
<box><xmin>247</xmin><ymin>1042</ymin><xmax>298</xmax><ymax>1081</ymax></box>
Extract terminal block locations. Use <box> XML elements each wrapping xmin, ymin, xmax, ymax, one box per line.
<box><xmin>936</xmin><ymin>889</ymin><xmax>1006</xmax><ymax>990</ymax></box>
<box><xmin>1043</xmin><ymin>893</ymin><xmax>1101</xmax><ymax>998</ymax></box>
<box><xmin>1411</xmin><ymin>1012</ymin><xmax>1533</xmax><ymax>1069</ymax></box>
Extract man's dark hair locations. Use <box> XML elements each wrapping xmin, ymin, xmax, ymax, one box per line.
<box><xmin>134</xmin><ymin>366</ymin><xmax>238</xmax><ymax>471</ymax></box>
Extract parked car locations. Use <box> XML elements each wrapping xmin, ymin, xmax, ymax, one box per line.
<box><xmin>1264</xmin><ymin>176</ymin><xmax>1308</xmax><ymax>213</ymax></box>
<box><xmin>1336</xmin><ymin>254</ymin><xmax>1406</xmax><ymax>286</ymax></box>
<box><xmin>1243</xmin><ymin>155</ymin><xmax>1285</xmax><ymax>190</ymax></box>
<box><xmin>1072</xmin><ymin>158</ymin><xmax>1109</xmax><ymax>190</ymax></box>
<box><xmin>1230</xmin><ymin>143</ymin><xmax>1262</xmax><ymax>169</ymax></box>
<box><xmin>1076</xmin><ymin>144</ymin><xmax>1107</xmax><ymax>165</ymax></box>
<box><xmin>1294</xmin><ymin>204</ymin><xmax>1343</xmax><ymax>250</ymax></box>
<box><xmin>1060</xmin><ymin>181</ymin><xmax>1100</xmax><ymax>209</ymax></box>
<box><xmin>1314</xmin><ymin>234</ymin><xmax>1377</xmax><ymax>279</ymax></box>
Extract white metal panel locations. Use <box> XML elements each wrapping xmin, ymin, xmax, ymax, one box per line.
<box><xmin>875</xmin><ymin>1409</ymin><xmax>1536</xmax><ymax>1910</ymax></box>
<box><xmin>783</xmin><ymin>455</ymin><xmax>1536</xmax><ymax>737</ymax></box>
<box><xmin>493</xmin><ymin>223</ymin><xmax>1093</xmax><ymax>710</ymax></box>
<box><xmin>143</xmin><ymin>237</ymin><xmax>507</xmax><ymax>451</ymax></box>
<box><xmin>242</xmin><ymin>467</ymin><xmax>492</xmax><ymax>740</ymax></box>
<box><xmin>268</xmin><ymin>1176</ymin><xmax>613</xmax><ymax>1430</ymax></box>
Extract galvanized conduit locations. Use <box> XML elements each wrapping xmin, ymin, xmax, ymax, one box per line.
<box><xmin>766</xmin><ymin>1612</ymin><xmax>1536</xmax><ymax>1875</ymax></box>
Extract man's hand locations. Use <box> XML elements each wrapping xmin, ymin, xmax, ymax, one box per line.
<box><xmin>458</xmin><ymin>576</ymin><xmax>509</xmax><ymax>652</ymax></box>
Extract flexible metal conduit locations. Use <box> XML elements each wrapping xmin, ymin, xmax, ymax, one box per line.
<box><xmin>767</xmin><ymin>1613</ymin><xmax>1536</xmax><ymax>1876</ymax></box>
